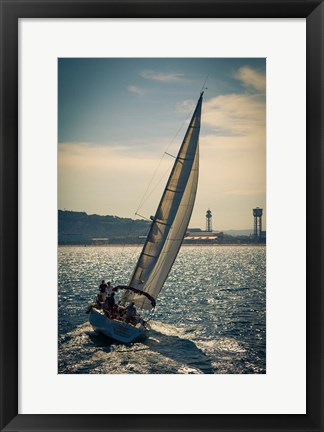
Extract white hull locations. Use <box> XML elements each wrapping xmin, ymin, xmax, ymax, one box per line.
<box><xmin>89</xmin><ymin>308</ymin><xmax>147</xmax><ymax>343</ymax></box>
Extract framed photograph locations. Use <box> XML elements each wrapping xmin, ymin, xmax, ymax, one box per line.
<box><xmin>1</xmin><ymin>1</ymin><xmax>323</xmax><ymax>431</ymax></box>
<box><xmin>57</xmin><ymin>56</ymin><xmax>267</xmax><ymax>376</ymax></box>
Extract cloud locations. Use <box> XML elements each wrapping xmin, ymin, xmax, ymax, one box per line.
<box><xmin>175</xmin><ymin>99</ymin><xmax>195</xmax><ymax>114</ymax></box>
<box><xmin>58</xmin><ymin>137</ymin><xmax>172</xmax><ymax>158</ymax></box>
<box><xmin>140</xmin><ymin>70</ymin><xmax>185</xmax><ymax>82</ymax></box>
<box><xmin>127</xmin><ymin>85</ymin><xmax>148</xmax><ymax>96</ymax></box>
<box><xmin>234</xmin><ymin>66</ymin><xmax>266</xmax><ymax>92</ymax></box>
<box><xmin>202</xmin><ymin>93</ymin><xmax>265</xmax><ymax>137</ymax></box>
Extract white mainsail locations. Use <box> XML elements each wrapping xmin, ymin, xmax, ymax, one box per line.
<box><xmin>124</xmin><ymin>92</ymin><xmax>203</xmax><ymax>310</ymax></box>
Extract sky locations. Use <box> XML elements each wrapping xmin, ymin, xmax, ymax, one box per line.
<box><xmin>58</xmin><ymin>58</ymin><xmax>266</xmax><ymax>231</ymax></box>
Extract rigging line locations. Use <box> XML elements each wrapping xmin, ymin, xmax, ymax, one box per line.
<box><xmin>136</xmin><ymin>163</ymin><xmax>173</xmax><ymax>211</ymax></box>
<box><xmin>135</xmin><ymin>155</ymin><xmax>166</xmax><ymax>214</ymax></box>
<box><xmin>138</xmin><ymin>133</ymin><xmax>198</xmax><ymax>211</ymax></box>
<box><xmin>119</xmin><ymin>199</ymin><xmax>155</xmax><ymax>273</ymax></box>
<box><xmin>135</xmin><ymin>101</ymin><xmax>196</xmax><ymax>215</ymax></box>
<box><xmin>135</xmin><ymin>212</ymin><xmax>151</xmax><ymax>221</ymax></box>
<box><xmin>165</xmin><ymin>151</ymin><xmax>176</xmax><ymax>158</ymax></box>
<box><xmin>118</xmin><ymin>217</ymin><xmax>137</xmax><ymax>272</ymax></box>
<box><xmin>200</xmin><ymin>75</ymin><xmax>209</xmax><ymax>94</ymax></box>
<box><xmin>164</xmin><ymin>107</ymin><xmax>195</xmax><ymax>155</ymax></box>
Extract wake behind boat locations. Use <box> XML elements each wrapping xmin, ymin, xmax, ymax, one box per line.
<box><xmin>87</xmin><ymin>91</ymin><xmax>204</xmax><ymax>343</ymax></box>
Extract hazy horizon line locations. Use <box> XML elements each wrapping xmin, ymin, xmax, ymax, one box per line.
<box><xmin>58</xmin><ymin>208</ymin><xmax>264</xmax><ymax>232</ymax></box>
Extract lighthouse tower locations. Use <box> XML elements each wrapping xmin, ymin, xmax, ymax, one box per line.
<box><xmin>206</xmin><ymin>209</ymin><xmax>212</xmax><ymax>232</ymax></box>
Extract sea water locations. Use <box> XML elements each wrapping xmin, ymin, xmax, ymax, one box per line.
<box><xmin>58</xmin><ymin>245</ymin><xmax>266</xmax><ymax>374</ymax></box>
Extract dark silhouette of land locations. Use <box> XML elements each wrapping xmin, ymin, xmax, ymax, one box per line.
<box><xmin>58</xmin><ymin>210</ymin><xmax>150</xmax><ymax>245</ymax></box>
<box><xmin>58</xmin><ymin>210</ymin><xmax>266</xmax><ymax>245</ymax></box>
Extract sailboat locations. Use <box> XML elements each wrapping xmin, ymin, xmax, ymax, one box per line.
<box><xmin>88</xmin><ymin>91</ymin><xmax>203</xmax><ymax>343</ymax></box>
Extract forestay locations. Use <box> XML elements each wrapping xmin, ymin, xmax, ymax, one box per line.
<box><xmin>124</xmin><ymin>93</ymin><xmax>203</xmax><ymax>310</ymax></box>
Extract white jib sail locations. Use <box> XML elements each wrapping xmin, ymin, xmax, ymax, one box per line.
<box><xmin>124</xmin><ymin>93</ymin><xmax>203</xmax><ymax>310</ymax></box>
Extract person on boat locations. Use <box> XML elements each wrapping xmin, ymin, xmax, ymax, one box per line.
<box><xmin>98</xmin><ymin>280</ymin><xmax>107</xmax><ymax>302</ymax></box>
<box><xmin>125</xmin><ymin>302</ymin><xmax>137</xmax><ymax>324</ymax></box>
<box><xmin>102</xmin><ymin>297</ymin><xmax>110</xmax><ymax>316</ymax></box>
<box><xmin>105</xmin><ymin>281</ymin><xmax>114</xmax><ymax>297</ymax></box>
<box><xmin>107</xmin><ymin>292</ymin><xmax>116</xmax><ymax>308</ymax></box>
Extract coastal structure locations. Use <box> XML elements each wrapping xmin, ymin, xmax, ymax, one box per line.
<box><xmin>252</xmin><ymin>207</ymin><xmax>266</xmax><ymax>241</ymax></box>
<box><xmin>184</xmin><ymin>229</ymin><xmax>223</xmax><ymax>244</ymax></box>
<box><xmin>92</xmin><ymin>237</ymin><xmax>109</xmax><ymax>245</ymax></box>
<box><xmin>253</xmin><ymin>207</ymin><xmax>263</xmax><ymax>238</ymax></box>
<box><xmin>206</xmin><ymin>209</ymin><xmax>212</xmax><ymax>232</ymax></box>
<box><xmin>184</xmin><ymin>209</ymin><xmax>223</xmax><ymax>244</ymax></box>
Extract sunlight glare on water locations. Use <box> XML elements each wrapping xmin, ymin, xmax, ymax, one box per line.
<box><xmin>58</xmin><ymin>245</ymin><xmax>266</xmax><ymax>374</ymax></box>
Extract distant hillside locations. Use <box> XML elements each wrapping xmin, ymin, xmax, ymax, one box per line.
<box><xmin>58</xmin><ymin>210</ymin><xmax>264</xmax><ymax>245</ymax></box>
<box><xmin>58</xmin><ymin>210</ymin><xmax>150</xmax><ymax>244</ymax></box>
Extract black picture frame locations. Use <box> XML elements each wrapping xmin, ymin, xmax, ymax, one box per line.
<box><xmin>1</xmin><ymin>1</ymin><xmax>323</xmax><ymax>431</ymax></box>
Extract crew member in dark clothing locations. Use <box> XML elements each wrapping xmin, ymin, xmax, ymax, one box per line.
<box><xmin>107</xmin><ymin>292</ymin><xmax>116</xmax><ymax>308</ymax></box>
<box><xmin>98</xmin><ymin>280</ymin><xmax>107</xmax><ymax>302</ymax></box>
<box><xmin>125</xmin><ymin>302</ymin><xmax>137</xmax><ymax>324</ymax></box>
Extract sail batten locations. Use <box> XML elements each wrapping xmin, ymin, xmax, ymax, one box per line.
<box><xmin>123</xmin><ymin>93</ymin><xmax>203</xmax><ymax>310</ymax></box>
